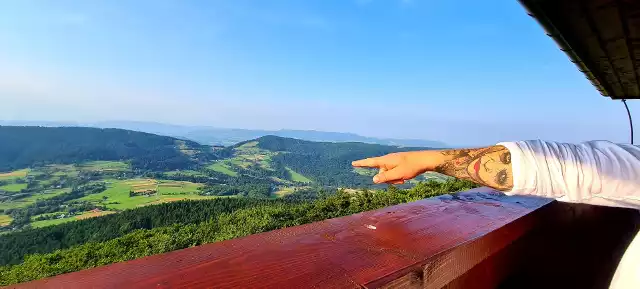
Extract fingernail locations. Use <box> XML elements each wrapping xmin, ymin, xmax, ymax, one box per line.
<box><xmin>373</xmin><ymin>176</ymin><xmax>380</xmax><ymax>183</ymax></box>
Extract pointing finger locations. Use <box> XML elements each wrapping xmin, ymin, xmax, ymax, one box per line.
<box><xmin>352</xmin><ymin>157</ymin><xmax>381</xmax><ymax>168</ymax></box>
<box><xmin>373</xmin><ymin>168</ymin><xmax>405</xmax><ymax>184</ymax></box>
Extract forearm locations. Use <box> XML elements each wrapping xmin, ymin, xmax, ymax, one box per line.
<box><xmin>418</xmin><ymin>146</ymin><xmax>514</xmax><ymax>191</ymax></box>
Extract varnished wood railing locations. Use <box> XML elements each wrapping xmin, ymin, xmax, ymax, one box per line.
<box><xmin>10</xmin><ymin>188</ymin><xmax>639</xmax><ymax>289</ymax></box>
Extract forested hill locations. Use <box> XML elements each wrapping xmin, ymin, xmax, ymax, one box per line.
<box><xmin>227</xmin><ymin>135</ymin><xmax>427</xmax><ymax>186</ymax></box>
<box><xmin>0</xmin><ymin>126</ymin><xmax>215</xmax><ymax>172</ymax></box>
<box><xmin>249</xmin><ymin>135</ymin><xmax>424</xmax><ymax>154</ymax></box>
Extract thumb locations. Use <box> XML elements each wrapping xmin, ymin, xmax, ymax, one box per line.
<box><xmin>373</xmin><ymin>168</ymin><xmax>405</xmax><ymax>184</ymax></box>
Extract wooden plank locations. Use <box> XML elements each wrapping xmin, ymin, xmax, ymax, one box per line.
<box><xmin>9</xmin><ymin>188</ymin><xmax>553</xmax><ymax>289</ymax></box>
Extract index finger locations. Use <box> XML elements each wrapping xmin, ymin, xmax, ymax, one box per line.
<box><xmin>352</xmin><ymin>157</ymin><xmax>381</xmax><ymax>168</ymax></box>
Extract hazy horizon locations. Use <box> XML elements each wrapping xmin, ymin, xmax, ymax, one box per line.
<box><xmin>1</xmin><ymin>0</ymin><xmax>637</xmax><ymax>146</ymax></box>
<box><xmin>0</xmin><ymin>118</ymin><xmax>451</xmax><ymax>144</ymax></box>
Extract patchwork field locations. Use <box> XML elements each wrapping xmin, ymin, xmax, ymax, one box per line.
<box><xmin>207</xmin><ymin>143</ymin><xmax>314</xmax><ymax>185</ymax></box>
<box><xmin>0</xmin><ymin>189</ymin><xmax>69</xmax><ymax>211</ymax></box>
<box><xmin>1</xmin><ymin>161</ymin><xmax>212</xmax><ymax>230</ymax></box>
<box><xmin>232</xmin><ymin>141</ymin><xmax>276</xmax><ymax>170</ymax></box>
<box><xmin>28</xmin><ymin>209</ymin><xmax>117</xmax><ymax>228</ymax></box>
<box><xmin>81</xmin><ymin>179</ymin><xmax>207</xmax><ymax>210</ymax></box>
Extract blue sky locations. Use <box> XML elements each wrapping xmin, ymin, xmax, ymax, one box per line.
<box><xmin>0</xmin><ymin>0</ymin><xmax>637</xmax><ymax>146</ymax></box>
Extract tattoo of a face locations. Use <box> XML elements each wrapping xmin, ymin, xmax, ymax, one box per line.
<box><xmin>500</xmin><ymin>151</ymin><xmax>511</xmax><ymax>164</ymax></box>
<box><xmin>435</xmin><ymin>145</ymin><xmax>513</xmax><ymax>191</ymax></box>
<box><xmin>495</xmin><ymin>169</ymin><xmax>508</xmax><ymax>186</ymax></box>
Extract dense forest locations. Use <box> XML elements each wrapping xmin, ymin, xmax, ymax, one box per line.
<box><xmin>0</xmin><ymin>126</ymin><xmax>215</xmax><ymax>171</ymax></box>
<box><xmin>0</xmin><ymin>198</ymin><xmax>279</xmax><ymax>266</ymax></box>
<box><xmin>0</xmin><ymin>180</ymin><xmax>475</xmax><ymax>285</ymax></box>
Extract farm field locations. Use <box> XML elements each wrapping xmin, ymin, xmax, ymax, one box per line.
<box><xmin>232</xmin><ymin>141</ymin><xmax>276</xmax><ymax>170</ymax></box>
<box><xmin>75</xmin><ymin>209</ymin><xmax>117</xmax><ymax>219</ymax></box>
<box><xmin>207</xmin><ymin>162</ymin><xmax>237</xmax><ymax>176</ymax></box>
<box><xmin>1</xmin><ymin>161</ymin><xmax>215</xmax><ymax>230</ymax></box>
<box><xmin>80</xmin><ymin>179</ymin><xmax>207</xmax><ymax>210</ymax></box>
<box><xmin>0</xmin><ymin>215</ymin><xmax>12</xmax><ymax>226</ymax></box>
<box><xmin>165</xmin><ymin>170</ymin><xmax>207</xmax><ymax>177</ymax></box>
<box><xmin>0</xmin><ymin>189</ymin><xmax>69</xmax><ymax>211</ymax></box>
<box><xmin>30</xmin><ymin>217</ymin><xmax>75</xmax><ymax>228</ymax></box>
<box><xmin>0</xmin><ymin>183</ymin><xmax>27</xmax><ymax>192</ymax></box>
<box><xmin>77</xmin><ymin>161</ymin><xmax>130</xmax><ymax>172</ymax></box>
<box><xmin>0</xmin><ymin>169</ymin><xmax>30</xmax><ymax>181</ymax></box>
<box><xmin>273</xmin><ymin>187</ymin><xmax>296</xmax><ymax>197</ymax></box>
<box><xmin>30</xmin><ymin>209</ymin><xmax>117</xmax><ymax>228</ymax></box>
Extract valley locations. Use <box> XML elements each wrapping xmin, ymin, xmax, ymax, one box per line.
<box><xmin>0</xmin><ymin>126</ymin><xmax>470</xmax><ymax>285</ymax></box>
<box><xmin>0</xmin><ymin>129</ymin><xmax>444</xmax><ymax>232</ymax></box>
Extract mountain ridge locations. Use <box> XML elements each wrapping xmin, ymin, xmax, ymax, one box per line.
<box><xmin>0</xmin><ymin>126</ymin><xmax>214</xmax><ymax>172</ymax></box>
<box><xmin>0</xmin><ymin>120</ymin><xmax>447</xmax><ymax>148</ymax></box>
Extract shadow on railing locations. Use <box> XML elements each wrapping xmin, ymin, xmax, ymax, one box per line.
<box><xmin>11</xmin><ymin>188</ymin><xmax>640</xmax><ymax>289</ymax></box>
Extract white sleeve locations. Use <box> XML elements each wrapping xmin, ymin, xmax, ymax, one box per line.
<box><xmin>497</xmin><ymin>140</ymin><xmax>640</xmax><ymax>210</ymax></box>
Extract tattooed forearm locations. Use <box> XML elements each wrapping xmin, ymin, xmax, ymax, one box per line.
<box><xmin>434</xmin><ymin>145</ymin><xmax>513</xmax><ymax>191</ymax></box>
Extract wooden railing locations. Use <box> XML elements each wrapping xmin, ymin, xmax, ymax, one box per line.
<box><xmin>10</xmin><ymin>188</ymin><xmax>639</xmax><ymax>289</ymax></box>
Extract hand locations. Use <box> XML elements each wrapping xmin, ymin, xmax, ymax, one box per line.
<box><xmin>352</xmin><ymin>151</ymin><xmax>436</xmax><ymax>184</ymax></box>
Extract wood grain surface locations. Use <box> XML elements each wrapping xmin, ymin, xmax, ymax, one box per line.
<box><xmin>9</xmin><ymin>188</ymin><xmax>554</xmax><ymax>289</ymax></box>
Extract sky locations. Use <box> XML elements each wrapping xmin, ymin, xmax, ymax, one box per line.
<box><xmin>0</xmin><ymin>0</ymin><xmax>637</xmax><ymax>146</ymax></box>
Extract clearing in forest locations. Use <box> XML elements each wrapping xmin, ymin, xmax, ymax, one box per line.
<box><xmin>0</xmin><ymin>183</ymin><xmax>27</xmax><ymax>192</ymax></box>
<box><xmin>30</xmin><ymin>217</ymin><xmax>72</xmax><ymax>228</ymax></box>
<box><xmin>232</xmin><ymin>141</ymin><xmax>277</xmax><ymax>170</ymax></box>
<box><xmin>0</xmin><ymin>169</ymin><xmax>30</xmax><ymax>180</ymax></box>
<box><xmin>77</xmin><ymin>161</ymin><xmax>130</xmax><ymax>172</ymax></box>
<box><xmin>0</xmin><ymin>214</ymin><xmax>12</xmax><ymax>226</ymax></box>
<box><xmin>165</xmin><ymin>170</ymin><xmax>207</xmax><ymax>177</ymax></box>
<box><xmin>207</xmin><ymin>162</ymin><xmax>238</xmax><ymax>176</ymax></box>
<box><xmin>285</xmin><ymin>167</ymin><xmax>312</xmax><ymax>183</ymax></box>
<box><xmin>75</xmin><ymin>209</ymin><xmax>116</xmax><ymax>220</ymax></box>
<box><xmin>140</xmin><ymin>195</ymin><xmax>216</xmax><ymax>206</ymax></box>
<box><xmin>273</xmin><ymin>187</ymin><xmax>296</xmax><ymax>197</ymax></box>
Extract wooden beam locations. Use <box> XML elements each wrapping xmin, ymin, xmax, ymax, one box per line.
<box><xmin>12</xmin><ymin>188</ymin><xmax>553</xmax><ymax>289</ymax></box>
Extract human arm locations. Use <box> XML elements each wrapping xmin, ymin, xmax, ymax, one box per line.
<box><xmin>351</xmin><ymin>145</ymin><xmax>514</xmax><ymax>191</ymax></box>
<box><xmin>353</xmin><ymin>141</ymin><xmax>640</xmax><ymax>209</ymax></box>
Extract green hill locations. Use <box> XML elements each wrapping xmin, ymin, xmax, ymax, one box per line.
<box><xmin>0</xmin><ymin>129</ymin><xmax>445</xmax><ymax>236</ymax></box>
<box><xmin>0</xmin><ymin>128</ymin><xmax>470</xmax><ymax>285</ymax></box>
<box><xmin>0</xmin><ymin>126</ymin><xmax>215</xmax><ymax>172</ymax></box>
<box><xmin>221</xmin><ymin>135</ymin><xmax>434</xmax><ymax>187</ymax></box>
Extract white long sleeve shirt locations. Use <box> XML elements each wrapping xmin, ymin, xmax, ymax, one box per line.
<box><xmin>498</xmin><ymin>140</ymin><xmax>640</xmax><ymax>289</ymax></box>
